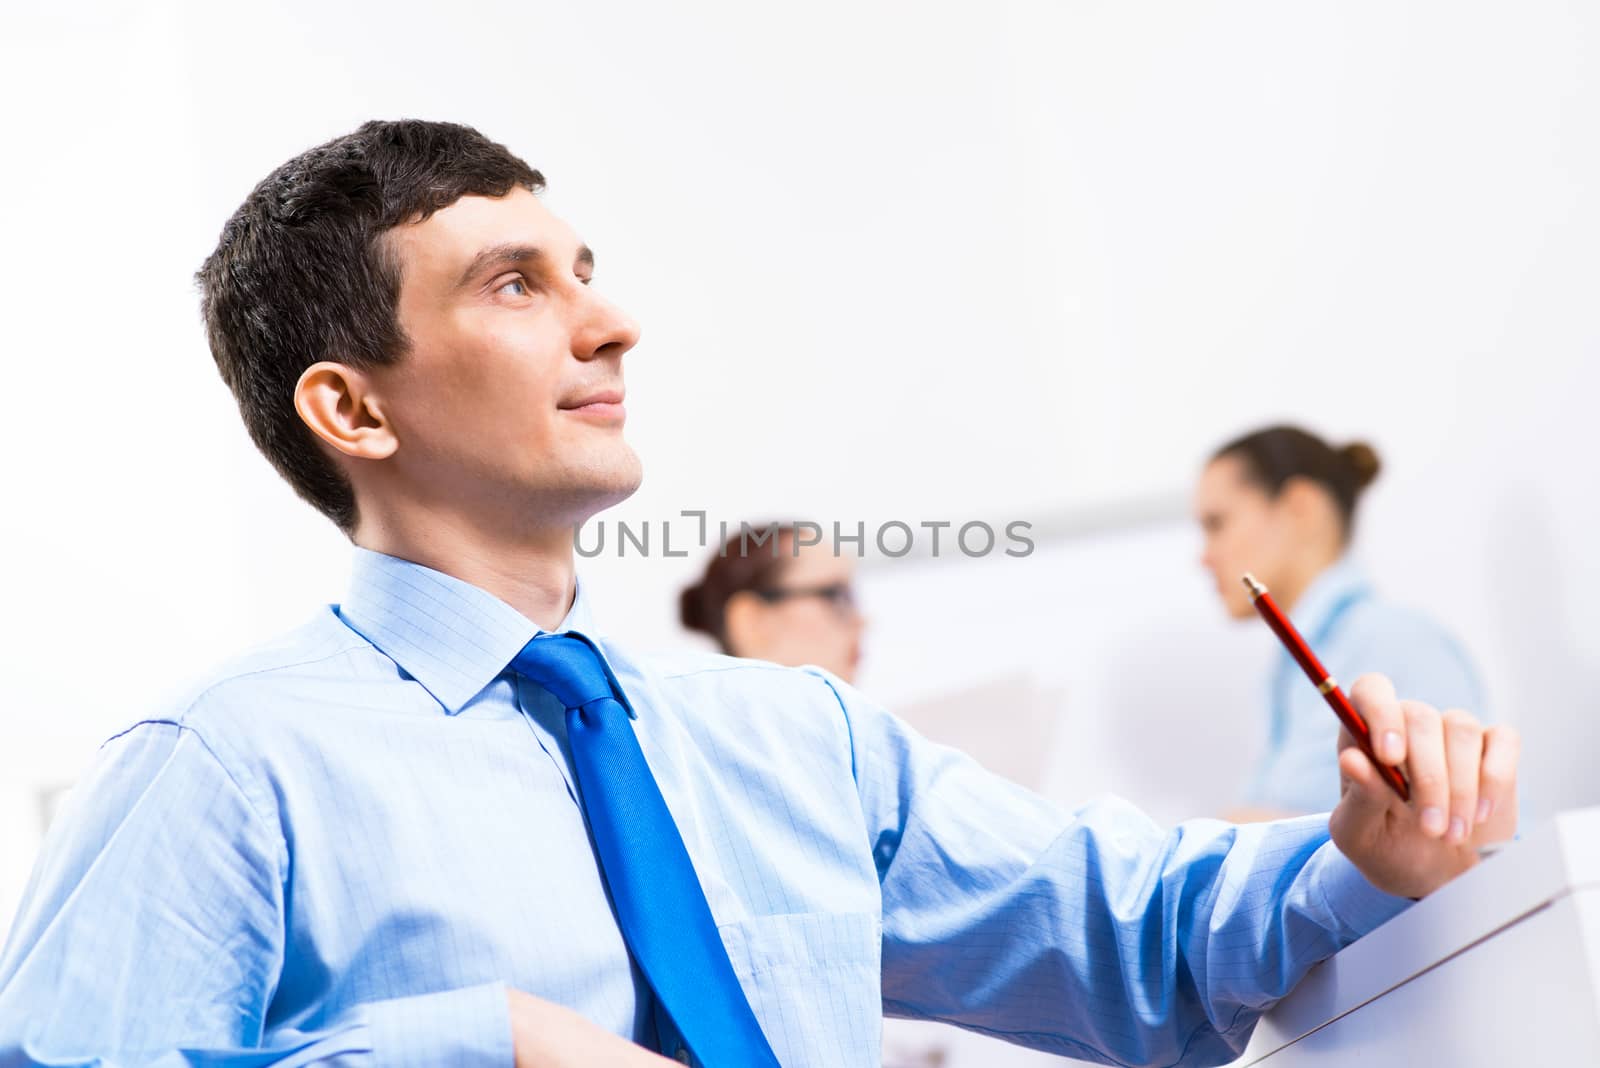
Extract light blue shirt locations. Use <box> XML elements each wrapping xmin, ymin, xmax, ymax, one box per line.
<box><xmin>1243</xmin><ymin>557</ymin><xmax>1487</xmax><ymax>813</ymax></box>
<box><xmin>0</xmin><ymin>549</ymin><xmax>1410</xmax><ymax>1067</ymax></box>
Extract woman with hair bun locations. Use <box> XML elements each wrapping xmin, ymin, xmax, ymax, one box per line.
<box><xmin>1193</xmin><ymin>425</ymin><xmax>1486</xmax><ymax>819</ymax></box>
<box><xmin>679</xmin><ymin>522</ymin><xmax>865</xmax><ymax>683</ymax></box>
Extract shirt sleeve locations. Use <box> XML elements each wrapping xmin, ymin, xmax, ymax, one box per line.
<box><xmin>0</xmin><ymin>721</ymin><xmax>513</xmax><ymax>1068</ymax></box>
<box><xmin>817</xmin><ymin>673</ymin><xmax>1411</xmax><ymax>1067</ymax></box>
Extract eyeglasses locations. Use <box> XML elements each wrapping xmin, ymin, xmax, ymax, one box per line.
<box><xmin>752</xmin><ymin>582</ymin><xmax>858</xmax><ymax>617</ymax></box>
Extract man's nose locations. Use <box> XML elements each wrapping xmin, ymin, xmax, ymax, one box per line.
<box><xmin>574</xmin><ymin>290</ymin><xmax>641</xmax><ymax>361</ymax></box>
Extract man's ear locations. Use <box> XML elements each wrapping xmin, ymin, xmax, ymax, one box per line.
<box><xmin>293</xmin><ymin>361</ymin><xmax>398</xmax><ymax>461</ymax></box>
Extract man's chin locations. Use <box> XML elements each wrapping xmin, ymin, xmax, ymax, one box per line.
<box><xmin>602</xmin><ymin>447</ymin><xmax>645</xmax><ymax>502</ymax></box>
<box><xmin>590</xmin><ymin>468</ymin><xmax>644</xmax><ymax>514</ymax></box>
<box><xmin>555</xmin><ymin>454</ymin><xmax>644</xmax><ymax>523</ymax></box>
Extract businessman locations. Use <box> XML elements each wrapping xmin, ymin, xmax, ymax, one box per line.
<box><xmin>0</xmin><ymin>120</ymin><xmax>1520</xmax><ymax>1067</ymax></box>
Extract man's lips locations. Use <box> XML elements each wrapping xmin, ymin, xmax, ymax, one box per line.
<box><xmin>559</xmin><ymin>389</ymin><xmax>626</xmax><ymax>422</ymax></box>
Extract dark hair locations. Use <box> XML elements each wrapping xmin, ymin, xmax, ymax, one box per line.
<box><xmin>196</xmin><ymin>119</ymin><xmax>544</xmax><ymax>533</ymax></box>
<box><xmin>1212</xmin><ymin>424</ymin><xmax>1381</xmax><ymax>538</ymax></box>
<box><xmin>679</xmin><ymin>524</ymin><xmax>799</xmax><ymax>653</ymax></box>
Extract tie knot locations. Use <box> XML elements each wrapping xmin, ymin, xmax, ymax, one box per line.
<box><xmin>511</xmin><ymin>632</ymin><xmax>619</xmax><ymax>711</ymax></box>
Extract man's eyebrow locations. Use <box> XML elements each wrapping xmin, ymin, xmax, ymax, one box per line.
<box><xmin>456</xmin><ymin>243</ymin><xmax>544</xmax><ymax>289</ymax></box>
<box><xmin>454</xmin><ymin>243</ymin><xmax>596</xmax><ymax>288</ymax></box>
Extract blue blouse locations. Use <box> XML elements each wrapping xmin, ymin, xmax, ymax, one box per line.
<box><xmin>1242</xmin><ymin>557</ymin><xmax>1487</xmax><ymax>813</ymax></box>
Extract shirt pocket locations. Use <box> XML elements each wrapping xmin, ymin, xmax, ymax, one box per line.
<box><xmin>718</xmin><ymin>911</ymin><xmax>884</xmax><ymax>1065</ymax></box>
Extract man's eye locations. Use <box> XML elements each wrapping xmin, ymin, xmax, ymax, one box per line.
<box><xmin>496</xmin><ymin>277</ymin><xmax>529</xmax><ymax>297</ymax></box>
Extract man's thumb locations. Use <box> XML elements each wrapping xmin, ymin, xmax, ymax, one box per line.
<box><xmin>1336</xmin><ymin>746</ymin><xmax>1392</xmax><ymax>825</ymax></box>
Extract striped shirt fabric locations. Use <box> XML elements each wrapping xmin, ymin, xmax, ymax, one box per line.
<box><xmin>0</xmin><ymin>548</ymin><xmax>1410</xmax><ymax>1066</ymax></box>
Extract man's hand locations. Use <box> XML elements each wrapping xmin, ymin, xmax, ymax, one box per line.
<box><xmin>1329</xmin><ymin>674</ymin><xmax>1521</xmax><ymax>899</ymax></box>
<box><xmin>509</xmin><ymin>989</ymin><xmax>678</xmax><ymax>1068</ymax></box>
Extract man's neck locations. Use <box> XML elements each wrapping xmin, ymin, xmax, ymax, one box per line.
<box><xmin>354</xmin><ymin>510</ymin><xmax>579</xmax><ymax>631</ymax></box>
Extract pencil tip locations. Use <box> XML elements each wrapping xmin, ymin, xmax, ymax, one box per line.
<box><xmin>1241</xmin><ymin>573</ymin><xmax>1266</xmax><ymax>599</ymax></box>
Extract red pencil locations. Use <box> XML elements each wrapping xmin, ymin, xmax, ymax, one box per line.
<box><xmin>1241</xmin><ymin>573</ymin><xmax>1411</xmax><ymax>802</ymax></box>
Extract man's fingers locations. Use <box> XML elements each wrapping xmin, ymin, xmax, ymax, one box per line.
<box><xmin>1401</xmin><ymin>700</ymin><xmax>1449</xmax><ymax>838</ymax></box>
<box><xmin>1441</xmin><ymin>709</ymin><xmax>1484</xmax><ymax>844</ymax></box>
<box><xmin>1477</xmin><ymin>724</ymin><xmax>1521</xmax><ymax>831</ymax></box>
<box><xmin>1350</xmin><ymin>674</ymin><xmax>1405</xmax><ymax>766</ymax></box>
<box><xmin>1339</xmin><ymin>745</ymin><xmax>1383</xmax><ymax>794</ymax></box>
<box><xmin>1334</xmin><ymin>746</ymin><xmax>1392</xmax><ymax>831</ymax></box>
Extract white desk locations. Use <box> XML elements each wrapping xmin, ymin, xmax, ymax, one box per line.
<box><xmin>1238</xmin><ymin>807</ymin><xmax>1600</xmax><ymax>1064</ymax></box>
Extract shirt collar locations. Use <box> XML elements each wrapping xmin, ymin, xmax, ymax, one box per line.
<box><xmin>1289</xmin><ymin>555</ymin><xmax>1374</xmax><ymax>640</ymax></box>
<box><xmin>337</xmin><ymin>547</ymin><xmax>604</xmax><ymax>715</ymax></box>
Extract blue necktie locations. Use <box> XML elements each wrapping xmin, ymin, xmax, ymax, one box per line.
<box><xmin>512</xmin><ymin>631</ymin><xmax>781</xmax><ymax>1068</ymax></box>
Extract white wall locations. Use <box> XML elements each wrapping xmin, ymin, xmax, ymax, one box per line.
<box><xmin>2</xmin><ymin>0</ymin><xmax>1596</xmax><ymax>977</ymax></box>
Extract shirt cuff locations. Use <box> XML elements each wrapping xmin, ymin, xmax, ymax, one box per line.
<box><xmin>360</xmin><ymin>980</ymin><xmax>514</xmax><ymax>1068</ymax></box>
<box><xmin>1311</xmin><ymin>840</ymin><xmax>1413</xmax><ymax>937</ymax></box>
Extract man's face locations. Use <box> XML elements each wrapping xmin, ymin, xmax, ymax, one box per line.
<box><xmin>371</xmin><ymin>187</ymin><xmax>642</xmax><ymax>531</ymax></box>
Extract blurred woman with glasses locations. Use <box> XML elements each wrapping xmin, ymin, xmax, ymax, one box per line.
<box><xmin>679</xmin><ymin>522</ymin><xmax>865</xmax><ymax>684</ymax></box>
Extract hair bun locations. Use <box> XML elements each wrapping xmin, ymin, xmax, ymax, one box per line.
<box><xmin>678</xmin><ymin>584</ymin><xmax>707</xmax><ymax>634</ymax></box>
<box><xmin>1340</xmin><ymin>441</ymin><xmax>1382</xmax><ymax>490</ymax></box>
